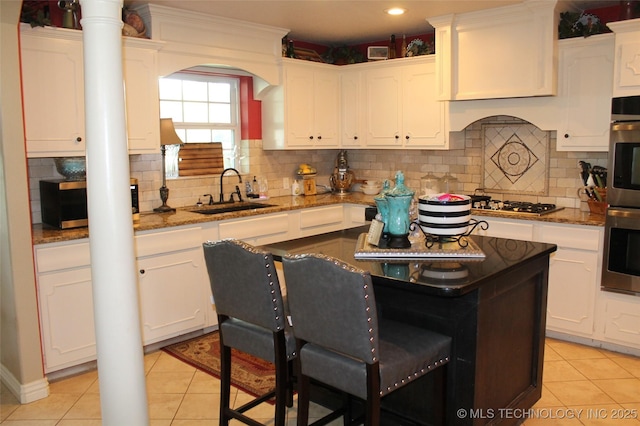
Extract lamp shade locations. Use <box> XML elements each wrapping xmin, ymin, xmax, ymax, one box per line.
<box><xmin>159</xmin><ymin>118</ymin><xmax>183</xmax><ymax>146</ymax></box>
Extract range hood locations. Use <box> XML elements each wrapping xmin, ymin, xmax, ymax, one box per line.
<box><xmin>428</xmin><ymin>0</ymin><xmax>559</xmax><ymax>101</ymax></box>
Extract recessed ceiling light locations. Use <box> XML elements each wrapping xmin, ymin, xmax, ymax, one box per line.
<box><xmin>386</xmin><ymin>7</ymin><xmax>406</xmax><ymax>16</ymax></box>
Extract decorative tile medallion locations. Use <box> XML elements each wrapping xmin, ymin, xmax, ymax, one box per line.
<box><xmin>482</xmin><ymin>123</ymin><xmax>549</xmax><ymax>196</ymax></box>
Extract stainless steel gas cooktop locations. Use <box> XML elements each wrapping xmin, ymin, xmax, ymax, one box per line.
<box><xmin>472</xmin><ymin>200</ymin><xmax>564</xmax><ymax>216</ymax></box>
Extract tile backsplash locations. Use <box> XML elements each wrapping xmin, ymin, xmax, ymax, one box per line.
<box><xmin>28</xmin><ymin>116</ymin><xmax>608</xmax><ymax>225</ymax></box>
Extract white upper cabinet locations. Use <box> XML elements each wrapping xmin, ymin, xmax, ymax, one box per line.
<box><xmin>429</xmin><ymin>1</ymin><xmax>558</xmax><ymax>101</ymax></box>
<box><xmin>555</xmin><ymin>34</ymin><xmax>614</xmax><ymax>152</ymax></box>
<box><xmin>362</xmin><ymin>57</ymin><xmax>449</xmax><ymax>149</ymax></box>
<box><xmin>340</xmin><ymin>68</ymin><xmax>364</xmax><ymax>148</ymax></box>
<box><xmin>21</xmin><ymin>26</ymin><xmax>86</xmax><ymax>157</ymax></box>
<box><xmin>122</xmin><ymin>40</ymin><xmax>163</xmax><ymax>154</ymax></box>
<box><xmin>608</xmin><ymin>18</ymin><xmax>640</xmax><ymax>97</ymax></box>
<box><xmin>262</xmin><ymin>59</ymin><xmax>340</xmax><ymax>149</ymax></box>
<box><xmin>20</xmin><ymin>24</ymin><xmax>162</xmax><ymax>157</ymax></box>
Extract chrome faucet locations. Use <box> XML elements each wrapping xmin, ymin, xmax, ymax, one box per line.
<box><xmin>219</xmin><ymin>168</ymin><xmax>243</xmax><ymax>203</ymax></box>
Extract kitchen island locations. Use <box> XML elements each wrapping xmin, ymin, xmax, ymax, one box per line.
<box><xmin>264</xmin><ymin>226</ymin><xmax>557</xmax><ymax>426</ymax></box>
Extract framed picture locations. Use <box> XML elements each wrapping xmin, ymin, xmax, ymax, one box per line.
<box><xmin>367</xmin><ymin>46</ymin><xmax>389</xmax><ymax>60</ymax></box>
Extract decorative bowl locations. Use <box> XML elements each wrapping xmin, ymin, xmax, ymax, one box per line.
<box><xmin>54</xmin><ymin>157</ymin><xmax>86</xmax><ymax>181</ymax></box>
<box><xmin>418</xmin><ymin>194</ymin><xmax>471</xmax><ymax>236</ymax></box>
<box><xmin>362</xmin><ymin>185</ymin><xmax>381</xmax><ymax>195</ymax></box>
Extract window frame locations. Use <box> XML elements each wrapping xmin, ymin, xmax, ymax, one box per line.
<box><xmin>159</xmin><ymin>68</ymin><xmax>242</xmax><ymax>175</ymax></box>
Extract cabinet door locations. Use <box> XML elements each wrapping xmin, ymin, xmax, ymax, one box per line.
<box><xmin>137</xmin><ymin>248</ymin><xmax>208</xmax><ymax>345</ymax></box>
<box><xmin>609</xmin><ymin>19</ymin><xmax>640</xmax><ymax>98</ymax></box>
<box><xmin>340</xmin><ymin>69</ymin><xmax>364</xmax><ymax>147</ymax></box>
<box><xmin>600</xmin><ymin>292</ymin><xmax>640</xmax><ymax>349</ymax></box>
<box><xmin>313</xmin><ymin>69</ymin><xmax>340</xmax><ymax>147</ymax></box>
<box><xmin>285</xmin><ymin>65</ymin><xmax>315</xmax><ymax>147</ymax></box>
<box><xmin>470</xmin><ymin>216</ymin><xmax>535</xmax><ymax>241</ymax></box>
<box><xmin>21</xmin><ymin>27</ymin><xmax>86</xmax><ymax>157</ymax></box>
<box><xmin>363</xmin><ymin>66</ymin><xmax>402</xmax><ymax>147</ymax></box>
<box><xmin>402</xmin><ymin>60</ymin><xmax>448</xmax><ymax>148</ymax></box>
<box><xmin>38</xmin><ymin>268</ymin><xmax>96</xmax><ymax>373</ymax></box>
<box><xmin>556</xmin><ymin>36</ymin><xmax>614</xmax><ymax>152</ymax></box>
<box><xmin>123</xmin><ymin>43</ymin><xmax>161</xmax><ymax>154</ymax></box>
<box><xmin>546</xmin><ymin>248</ymin><xmax>598</xmax><ymax>336</ymax></box>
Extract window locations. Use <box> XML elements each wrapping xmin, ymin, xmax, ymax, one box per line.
<box><xmin>159</xmin><ymin>70</ymin><xmax>241</xmax><ymax>177</ymax></box>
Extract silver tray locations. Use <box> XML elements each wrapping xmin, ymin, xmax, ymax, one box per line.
<box><xmin>354</xmin><ymin>233</ymin><xmax>485</xmax><ymax>260</ymax></box>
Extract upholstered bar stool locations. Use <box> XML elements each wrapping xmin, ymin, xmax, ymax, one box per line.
<box><xmin>282</xmin><ymin>253</ymin><xmax>451</xmax><ymax>426</ymax></box>
<box><xmin>203</xmin><ymin>239</ymin><xmax>297</xmax><ymax>426</ymax></box>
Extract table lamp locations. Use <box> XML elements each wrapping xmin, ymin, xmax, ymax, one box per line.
<box><xmin>154</xmin><ymin>118</ymin><xmax>182</xmax><ymax>212</ymax></box>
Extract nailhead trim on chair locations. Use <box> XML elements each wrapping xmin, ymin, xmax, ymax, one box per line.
<box><xmin>381</xmin><ymin>356</ymin><xmax>450</xmax><ymax>396</ymax></box>
<box><xmin>286</xmin><ymin>252</ymin><xmax>378</xmax><ymax>362</ymax></box>
<box><xmin>264</xmin><ymin>258</ymin><xmax>283</xmax><ymax>331</ymax></box>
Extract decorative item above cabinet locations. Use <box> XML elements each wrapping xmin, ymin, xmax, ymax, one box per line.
<box><xmin>428</xmin><ymin>0</ymin><xmax>558</xmax><ymax>101</ymax></box>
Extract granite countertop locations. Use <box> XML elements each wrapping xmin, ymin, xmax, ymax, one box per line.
<box><xmin>31</xmin><ymin>192</ymin><xmax>605</xmax><ymax>245</ymax></box>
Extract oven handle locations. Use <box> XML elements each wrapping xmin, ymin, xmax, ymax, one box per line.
<box><xmin>607</xmin><ymin>207</ymin><xmax>640</xmax><ymax>220</ymax></box>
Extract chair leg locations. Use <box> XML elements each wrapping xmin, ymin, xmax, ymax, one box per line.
<box><xmin>365</xmin><ymin>363</ymin><xmax>381</xmax><ymax>426</ymax></box>
<box><xmin>287</xmin><ymin>359</ymin><xmax>295</xmax><ymax>408</ymax></box>
<box><xmin>297</xmin><ymin>373</ymin><xmax>311</xmax><ymax>426</ymax></box>
<box><xmin>274</xmin><ymin>332</ymin><xmax>288</xmax><ymax>426</ymax></box>
<box><xmin>219</xmin><ymin>344</ymin><xmax>232</xmax><ymax>426</ymax></box>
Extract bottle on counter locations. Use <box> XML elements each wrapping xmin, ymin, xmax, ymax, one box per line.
<box><xmin>292</xmin><ymin>180</ymin><xmax>301</xmax><ymax>196</ymax></box>
<box><xmin>388</xmin><ymin>34</ymin><xmax>396</xmax><ymax>59</ymax></box>
<box><xmin>245</xmin><ymin>180</ymin><xmax>254</xmax><ymax>198</ymax></box>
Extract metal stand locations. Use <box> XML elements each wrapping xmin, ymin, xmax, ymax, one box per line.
<box><xmin>411</xmin><ymin>218</ymin><xmax>488</xmax><ymax>248</ymax></box>
<box><xmin>154</xmin><ymin>145</ymin><xmax>176</xmax><ymax>213</ymax></box>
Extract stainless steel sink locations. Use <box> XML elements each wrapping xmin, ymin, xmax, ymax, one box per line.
<box><xmin>190</xmin><ymin>202</ymin><xmax>276</xmax><ymax>215</ymax></box>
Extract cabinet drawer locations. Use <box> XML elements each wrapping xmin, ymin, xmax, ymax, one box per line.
<box><xmin>219</xmin><ymin>213</ymin><xmax>290</xmax><ymax>240</ymax></box>
<box><xmin>300</xmin><ymin>205</ymin><xmax>344</xmax><ymax>229</ymax></box>
<box><xmin>35</xmin><ymin>241</ymin><xmax>91</xmax><ymax>273</ymax></box>
<box><xmin>135</xmin><ymin>227</ymin><xmax>202</xmax><ymax>258</ymax></box>
<box><xmin>537</xmin><ymin>224</ymin><xmax>601</xmax><ymax>251</ymax></box>
<box><xmin>471</xmin><ymin>217</ymin><xmax>534</xmax><ymax>241</ymax></box>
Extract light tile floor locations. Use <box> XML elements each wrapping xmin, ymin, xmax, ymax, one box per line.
<box><xmin>1</xmin><ymin>338</ymin><xmax>639</xmax><ymax>425</ymax></box>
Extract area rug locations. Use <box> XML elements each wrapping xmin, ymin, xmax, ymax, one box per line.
<box><xmin>161</xmin><ymin>331</ymin><xmax>275</xmax><ymax>397</ymax></box>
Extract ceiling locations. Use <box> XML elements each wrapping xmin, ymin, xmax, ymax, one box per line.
<box><xmin>125</xmin><ymin>0</ymin><xmax>618</xmax><ymax>46</ymax></box>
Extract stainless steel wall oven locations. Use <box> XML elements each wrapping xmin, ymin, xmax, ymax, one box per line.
<box><xmin>603</xmin><ymin>119</ymin><xmax>640</xmax><ymax>295</ymax></box>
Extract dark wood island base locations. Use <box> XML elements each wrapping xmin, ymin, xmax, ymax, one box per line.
<box><xmin>264</xmin><ymin>226</ymin><xmax>557</xmax><ymax>425</ymax></box>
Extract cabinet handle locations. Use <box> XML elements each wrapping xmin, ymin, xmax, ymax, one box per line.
<box><xmin>395</xmin><ymin>135</ymin><xmax>400</xmax><ymax>140</ymax></box>
<box><xmin>405</xmin><ymin>135</ymin><xmax>410</xmax><ymax>140</ymax></box>
<box><xmin>309</xmin><ymin>136</ymin><xmax>314</xmax><ymax>140</ymax></box>
<box><xmin>354</xmin><ymin>136</ymin><xmax>358</xmax><ymax>140</ymax></box>
<box><xmin>564</xmin><ymin>134</ymin><xmax>569</xmax><ymax>138</ymax></box>
<box><xmin>76</xmin><ymin>137</ymin><xmax>82</xmax><ymax>143</ymax></box>
<box><xmin>139</xmin><ymin>269</ymin><xmax>145</xmax><ymax>274</ymax></box>
<box><xmin>317</xmin><ymin>136</ymin><xmax>322</xmax><ymax>140</ymax></box>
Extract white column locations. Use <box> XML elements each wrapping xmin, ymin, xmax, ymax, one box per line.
<box><xmin>80</xmin><ymin>0</ymin><xmax>149</xmax><ymax>424</ymax></box>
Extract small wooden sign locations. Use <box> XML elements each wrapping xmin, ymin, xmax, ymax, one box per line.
<box><xmin>303</xmin><ymin>178</ymin><xmax>317</xmax><ymax>195</ymax></box>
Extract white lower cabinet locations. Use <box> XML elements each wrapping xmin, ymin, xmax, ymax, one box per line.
<box><xmin>135</xmin><ymin>228</ymin><xmax>209</xmax><ymax>345</ymax></box>
<box><xmin>35</xmin><ymin>204</ymin><xmax>369</xmax><ymax>373</ymax></box>
<box><xmin>35</xmin><ymin>226</ymin><xmax>211</xmax><ymax>373</ymax></box>
<box><xmin>597</xmin><ymin>290</ymin><xmax>640</xmax><ymax>350</ymax></box>
<box><xmin>37</xmin><ymin>266</ymin><xmax>96</xmax><ymax>373</ymax></box>
<box><xmin>34</xmin><ymin>241</ymin><xmax>95</xmax><ymax>373</ymax></box>
<box><xmin>218</xmin><ymin>213</ymin><xmax>293</xmax><ymax>245</ymax></box>
<box><xmin>537</xmin><ymin>223</ymin><xmax>602</xmax><ymax>337</ymax></box>
<box><xmin>473</xmin><ymin>216</ymin><xmax>604</xmax><ymax>339</ymax></box>
<box><xmin>546</xmin><ymin>247</ymin><xmax>599</xmax><ymax>337</ymax></box>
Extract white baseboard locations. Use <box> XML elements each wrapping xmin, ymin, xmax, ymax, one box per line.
<box><xmin>546</xmin><ymin>331</ymin><xmax>640</xmax><ymax>357</ymax></box>
<box><xmin>0</xmin><ymin>363</ymin><xmax>49</xmax><ymax>404</ymax></box>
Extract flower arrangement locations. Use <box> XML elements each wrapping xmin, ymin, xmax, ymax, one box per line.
<box><xmin>405</xmin><ymin>39</ymin><xmax>435</xmax><ymax>57</ymax></box>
